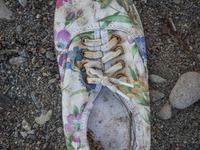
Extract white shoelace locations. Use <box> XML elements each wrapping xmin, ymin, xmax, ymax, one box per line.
<box><xmin>82</xmin><ymin>36</ymin><xmax>134</xmax><ymax>100</ymax></box>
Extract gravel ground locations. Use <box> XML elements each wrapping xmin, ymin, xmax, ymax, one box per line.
<box><xmin>0</xmin><ymin>0</ymin><xmax>199</xmax><ymax>149</ymax></box>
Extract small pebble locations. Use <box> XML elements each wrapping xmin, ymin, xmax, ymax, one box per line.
<box><xmin>14</xmin><ymin>131</ymin><xmax>18</xmax><ymax>137</ymax></box>
<box><xmin>57</xmin><ymin>127</ymin><xmax>63</xmax><ymax>134</ymax></box>
<box><xmin>20</xmin><ymin>131</ymin><xmax>27</xmax><ymax>138</ymax></box>
<box><xmin>40</xmin><ymin>48</ymin><xmax>46</xmax><ymax>54</ymax></box>
<box><xmin>18</xmin><ymin>0</ymin><xmax>27</xmax><ymax>7</ymax></box>
<box><xmin>32</xmin><ymin>57</ymin><xmax>36</xmax><ymax>64</ymax></box>
<box><xmin>150</xmin><ymin>90</ymin><xmax>165</xmax><ymax>102</ymax></box>
<box><xmin>28</xmin><ymin>134</ymin><xmax>36</xmax><ymax>140</ymax></box>
<box><xmin>35</xmin><ymin>109</ymin><xmax>53</xmax><ymax>125</ymax></box>
<box><xmin>48</xmin><ymin>1</ymin><xmax>54</xmax><ymax>6</ymax></box>
<box><xmin>43</xmin><ymin>143</ymin><xmax>48</xmax><ymax>149</ymax></box>
<box><xmin>27</xmin><ymin>130</ymin><xmax>35</xmax><ymax>135</ymax></box>
<box><xmin>157</xmin><ymin>103</ymin><xmax>172</xmax><ymax>120</ymax></box>
<box><xmin>7</xmin><ymin>89</ymin><xmax>17</xmax><ymax>99</ymax></box>
<box><xmin>149</xmin><ymin>74</ymin><xmax>167</xmax><ymax>83</ymax></box>
<box><xmin>48</xmin><ymin>78</ymin><xmax>57</xmax><ymax>85</ymax></box>
<box><xmin>5</xmin><ymin>1</ymin><xmax>10</xmax><ymax>5</ymax></box>
<box><xmin>22</xmin><ymin>119</ymin><xmax>31</xmax><ymax>131</ymax></box>
<box><xmin>16</xmin><ymin>25</ymin><xmax>22</xmax><ymax>33</ymax></box>
<box><xmin>36</xmin><ymin>14</ymin><xmax>42</xmax><ymax>19</ymax></box>
<box><xmin>9</xmin><ymin>56</ymin><xmax>27</xmax><ymax>65</ymax></box>
<box><xmin>46</xmin><ymin>51</ymin><xmax>56</xmax><ymax>61</ymax></box>
<box><xmin>173</xmin><ymin>0</ymin><xmax>181</xmax><ymax>4</ymax></box>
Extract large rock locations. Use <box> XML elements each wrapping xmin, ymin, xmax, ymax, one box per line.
<box><xmin>170</xmin><ymin>72</ymin><xmax>200</xmax><ymax>109</ymax></box>
<box><xmin>0</xmin><ymin>0</ymin><xmax>14</xmax><ymax>20</ymax></box>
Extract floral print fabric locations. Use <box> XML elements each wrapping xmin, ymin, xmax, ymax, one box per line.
<box><xmin>54</xmin><ymin>0</ymin><xmax>150</xmax><ymax>149</ymax></box>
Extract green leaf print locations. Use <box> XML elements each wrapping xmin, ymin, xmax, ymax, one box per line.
<box><xmin>101</xmin><ymin>0</ymin><xmax>113</xmax><ymax>9</ymax></box>
<box><xmin>141</xmin><ymin>108</ymin><xmax>151</xmax><ymax>125</ymax></box>
<box><xmin>77</xmin><ymin>143</ymin><xmax>81</xmax><ymax>149</ymax></box>
<box><xmin>71</xmin><ymin>32</ymin><xmax>94</xmax><ymax>44</ymax></box>
<box><xmin>128</xmin><ymin>65</ymin><xmax>137</xmax><ymax>81</ymax></box>
<box><xmin>134</xmin><ymin>65</ymin><xmax>140</xmax><ymax>80</ymax></box>
<box><xmin>73</xmin><ymin>106</ymin><xmax>79</xmax><ymax>117</ymax></box>
<box><xmin>125</xmin><ymin>0</ymin><xmax>133</xmax><ymax>5</ymax></box>
<box><xmin>67</xmin><ymin>141</ymin><xmax>75</xmax><ymax>150</ymax></box>
<box><xmin>131</xmin><ymin>44</ymin><xmax>138</xmax><ymax>58</ymax></box>
<box><xmin>80</xmin><ymin>104</ymin><xmax>85</xmax><ymax>113</ymax></box>
<box><xmin>108</xmin><ymin>30</ymin><xmax>117</xmax><ymax>35</ymax></box>
<box><xmin>145</xmin><ymin>93</ymin><xmax>150</xmax><ymax>101</ymax></box>
<box><xmin>56</xmin><ymin>51</ymin><xmax>62</xmax><ymax>57</ymax></box>
<box><xmin>131</xmin><ymin>5</ymin><xmax>142</xmax><ymax>30</ymax></box>
<box><xmin>116</xmin><ymin>0</ymin><xmax>128</xmax><ymax>11</ymax></box>
<box><xmin>61</xmin><ymin>85</ymin><xmax>69</xmax><ymax>93</ymax></box>
<box><xmin>145</xmin><ymin>107</ymin><xmax>150</xmax><ymax>122</ymax></box>
<box><xmin>99</xmin><ymin>15</ymin><xmax>138</xmax><ymax>25</ymax></box>
<box><xmin>133</xmin><ymin>93</ymin><xmax>150</xmax><ymax>106</ymax></box>
<box><xmin>70</xmin><ymin>89</ymin><xmax>87</xmax><ymax>97</ymax></box>
<box><xmin>100</xmin><ymin>22</ymin><xmax>111</xmax><ymax>30</ymax></box>
<box><xmin>99</xmin><ymin>12</ymin><xmax>120</xmax><ymax>30</ymax></box>
<box><xmin>67</xmin><ymin>134</ymin><xmax>73</xmax><ymax>143</ymax></box>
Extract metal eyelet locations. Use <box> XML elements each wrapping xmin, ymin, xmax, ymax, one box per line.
<box><xmin>116</xmin><ymin>60</ymin><xmax>125</xmax><ymax>69</ymax></box>
<box><xmin>81</xmin><ymin>49</ymin><xmax>87</xmax><ymax>58</ymax></box>
<box><xmin>114</xmin><ymin>47</ymin><xmax>124</xmax><ymax>55</ymax></box>
<box><xmin>81</xmin><ymin>37</ymin><xmax>89</xmax><ymax>45</ymax></box>
<box><xmin>81</xmin><ymin>67</ymin><xmax>86</xmax><ymax>72</ymax></box>
<box><xmin>116</xmin><ymin>73</ymin><xmax>124</xmax><ymax>79</ymax></box>
<box><xmin>111</xmin><ymin>34</ymin><xmax>121</xmax><ymax>43</ymax></box>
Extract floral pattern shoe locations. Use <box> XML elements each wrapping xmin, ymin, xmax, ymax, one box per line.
<box><xmin>54</xmin><ymin>0</ymin><xmax>150</xmax><ymax>150</ymax></box>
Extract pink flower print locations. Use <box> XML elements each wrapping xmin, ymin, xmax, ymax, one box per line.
<box><xmin>65</xmin><ymin>113</ymin><xmax>82</xmax><ymax>143</ymax></box>
<box><xmin>56</xmin><ymin>0</ymin><xmax>68</xmax><ymax>9</ymax></box>
<box><xmin>54</xmin><ymin>29</ymin><xmax>71</xmax><ymax>52</ymax></box>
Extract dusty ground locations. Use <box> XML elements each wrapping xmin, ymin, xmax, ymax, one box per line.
<box><xmin>0</xmin><ymin>0</ymin><xmax>199</xmax><ymax>149</ymax></box>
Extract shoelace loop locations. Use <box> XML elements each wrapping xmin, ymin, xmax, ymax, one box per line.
<box><xmin>81</xmin><ymin>35</ymin><xmax>133</xmax><ymax>100</ymax></box>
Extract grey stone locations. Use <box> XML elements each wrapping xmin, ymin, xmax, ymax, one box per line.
<box><xmin>173</xmin><ymin>0</ymin><xmax>181</xmax><ymax>4</ymax></box>
<box><xmin>35</xmin><ymin>109</ymin><xmax>53</xmax><ymax>125</ymax></box>
<box><xmin>149</xmin><ymin>74</ymin><xmax>167</xmax><ymax>83</ymax></box>
<box><xmin>9</xmin><ymin>56</ymin><xmax>27</xmax><ymax>65</ymax></box>
<box><xmin>0</xmin><ymin>0</ymin><xmax>14</xmax><ymax>21</ymax></box>
<box><xmin>48</xmin><ymin>78</ymin><xmax>57</xmax><ymax>85</ymax></box>
<box><xmin>20</xmin><ymin>131</ymin><xmax>27</xmax><ymax>138</ymax></box>
<box><xmin>28</xmin><ymin>135</ymin><xmax>36</xmax><ymax>140</ymax></box>
<box><xmin>5</xmin><ymin>1</ymin><xmax>10</xmax><ymax>5</ymax></box>
<box><xmin>0</xmin><ymin>92</ymin><xmax>13</xmax><ymax>108</ymax></box>
<box><xmin>22</xmin><ymin>119</ymin><xmax>31</xmax><ymax>131</ymax></box>
<box><xmin>150</xmin><ymin>90</ymin><xmax>165</xmax><ymax>102</ymax></box>
<box><xmin>48</xmin><ymin>1</ymin><xmax>54</xmax><ymax>6</ymax></box>
<box><xmin>16</xmin><ymin>25</ymin><xmax>22</xmax><ymax>33</ymax></box>
<box><xmin>46</xmin><ymin>51</ymin><xmax>56</xmax><ymax>61</ymax></box>
<box><xmin>18</xmin><ymin>50</ymin><xmax>28</xmax><ymax>57</ymax></box>
<box><xmin>14</xmin><ymin>131</ymin><xmax>18</xmax><ymax>137</ymax></box>
<box><xmin>43</xmin><ymin>143</ymin><xmax>48</xmax><ymax>149</ymax></box>
<box><xmin>197</xmin><ymin>54</ymin><xmax>200</xmax><ymax>60</ymax></box>
<box><xmin>7</xmin><ymin>89</ymin><xmax>17</xmax><ymax>99</ymax></box>
<box><xmin>32</xmin><ymin>57</ymin><xmax>36</xmax><ymax>64</ymax></box>
<box><xmin>169</xmin><ymin>72</ymin><xmax>200</xmax><ymax>109</ymax></box>
<box><xmin>18</xmin><ymin>0</ymin><xmax>27</xmax><ymax>7</ymax></box>
<box><xmin>157</xmin><ymin>103</ymin><xmax>172</xmax><ymax>120</ymax></box>
<box><xmin>31</xmin><ymin>91</ymin><xmax>40</xmax><ymax>109</ymax></box>
<box><xmin>27</xmin><ymin>130</ymin><xmax>35</xmax><ymax>135</ymax></box>
<box><xmin>57</xmin><ymin>127</ymin><xmax>63</xmax><ymax>134</ymax></box>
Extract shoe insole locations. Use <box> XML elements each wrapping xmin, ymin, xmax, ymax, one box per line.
<box><xmin>88</xmin><ymin>86</ymin><xmax>131</xmax><ymax>150</ymax></box>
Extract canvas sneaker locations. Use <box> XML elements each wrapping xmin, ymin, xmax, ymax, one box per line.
<box><xmin>54</xmin><ymin>0</ymin><xmax>150</xmax><ymax>149</ymax></box>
